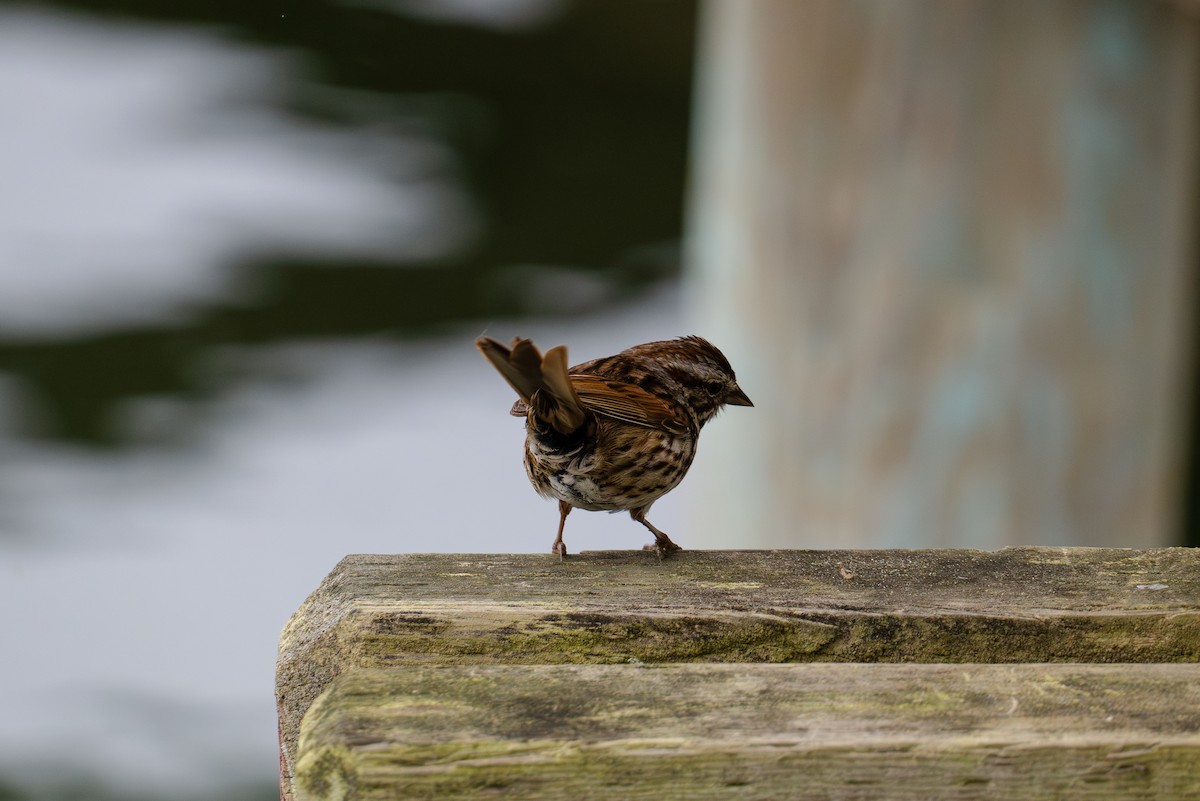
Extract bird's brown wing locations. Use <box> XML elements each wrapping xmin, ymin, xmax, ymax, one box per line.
<box><xmin>568</xmin><ymin>375</ymin><xmax>690</xmax><ymax>435</ymax></box>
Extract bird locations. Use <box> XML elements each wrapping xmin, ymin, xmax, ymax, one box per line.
<box><xmin>476</xmin><ymin>335</ymin><xmax>752</xmax><ymax>558</ymax></box>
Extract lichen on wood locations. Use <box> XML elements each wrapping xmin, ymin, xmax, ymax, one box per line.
<box><xmin>294</xmin><ymin>663</ymin><xmax>1200</xmax><ymax>801</ymax></box>
<box><xmin>276</xmin><ymin>548</ymin><xmax>1200</xmax><ymax>798</ymax></box>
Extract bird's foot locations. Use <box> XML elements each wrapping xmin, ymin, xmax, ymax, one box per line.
<box><xmin>551</xmin><ymin>539</ymin><xmax>568</xmax><ymax>560</ymax></box>
<box><xmin>642</xmin><ymin>539</ymin><xmax>682</xmax><ymax>560</ymax></box>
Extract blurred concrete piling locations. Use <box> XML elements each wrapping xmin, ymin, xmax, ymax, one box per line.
<box><xmin>685</xmin><ymin>0</ymin><xmax>1200</xmax><ymax>548</ymax></box>
<box><xmin>277</xmin><ymin>550</ymin><xmax>1200</xmax><ymax>800</ymax></box>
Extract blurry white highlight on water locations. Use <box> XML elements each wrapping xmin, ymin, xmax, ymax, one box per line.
<box><xmin>0</xmin><ymin>7</ymin><xmax>474</xmax><ymax>336</ymax></box>
<box><xmin>358</xmin><ymin>0</ymin><xmax>567</xmax><ymax>30</ymax></box>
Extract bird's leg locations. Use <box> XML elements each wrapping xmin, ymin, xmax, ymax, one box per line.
<box><xmin>552</xmin><ymin>500</ymin><xmax>572</xmax><ymax>560</ymax></box>
<box><xmin>630</xmin><ymin>508</ymin><xmax>682</xmax><ymax>560</ymax></box>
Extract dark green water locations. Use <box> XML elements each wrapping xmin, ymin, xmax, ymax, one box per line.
<box><xmin>0</xmin><ymin>0</ymin><xmax>695</xmax><ymax>447</ymax></box>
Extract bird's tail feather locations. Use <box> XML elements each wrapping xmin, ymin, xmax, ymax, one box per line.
<box><xmin>476</xmin><ymin>336</ymin><xmax>586</xmax><ymax>434</ymax></box>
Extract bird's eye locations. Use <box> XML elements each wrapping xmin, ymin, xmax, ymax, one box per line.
<box><xmin>705</xmin><ymin>380</ymin><xmax>723</xmax><ymax>396</ymax></box>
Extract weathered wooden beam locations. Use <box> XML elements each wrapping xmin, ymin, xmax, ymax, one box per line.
<box><xmin>276</xmin><ymin>548</ymin><xmax>1200</xmax><ymax>790</ymax></box>
<box><xmin>294</xmin><ymin>663</ymin><xmax>1200</xmax><ymax>801</ymax></box>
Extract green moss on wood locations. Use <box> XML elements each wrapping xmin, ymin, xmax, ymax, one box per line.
<box><xmin>294</xmin><ymin>664</ymin><xmax>1200</xmax><ymax>801</ymax></box>
<box><xmin>358</xmin><ymin>611</ymin><xmax>838</xmax><ymax>663</ymax></box>
<box><xmin>319</xmin><ymin>745</ymin><xmax>1200</xmax><ymax>801</ymax></box>
<box><xmin>277</xmin><ymin>548</ymin><xmax>1200</xmax><ymax>796</ymax></box>
<box><xmin>295</xmin><ymin>746</ymin><xmax>357</xmax><ymax>801</ymax></box>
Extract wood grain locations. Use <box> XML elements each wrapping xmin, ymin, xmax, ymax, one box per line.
<box><xmin>295</xmin><ymin>663</ymin><xmax>1200</xmax><ymax>800</ymax></box>
<box><xmin>276</xmin><ymin>548</ymin><xmax>1200</xmax><ymax>794</ymax></box>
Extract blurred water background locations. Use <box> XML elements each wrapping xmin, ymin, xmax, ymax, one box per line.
<box><xmin>0</xmin><ymin>1</ymin><xmax>696</xmax><ymax>798</ymax></box>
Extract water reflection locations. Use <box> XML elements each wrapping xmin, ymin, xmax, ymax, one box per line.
<box><xmin>0</xmin><ymin>6</ymin><xmax>473</xmax><ymax>336</ymax></box>
<box><xmin>360</xmin><ymin>0</ymin><xmax>568</xmax><ymax>29</ymax></box>
<box><xmin>0</xmin><ymin>0</ymin><xmax>693</xmax><ymax>446</ymax></box>
<box><xmin>0</xmin><ymin>0</ymin><xmax>694</xmax><ymax>797</ymax></box>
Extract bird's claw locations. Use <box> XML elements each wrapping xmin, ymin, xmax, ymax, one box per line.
<box><xmin>642</xmin><ymin>541</ymin><xmax>682</xmax><ymax>560</ymax></box>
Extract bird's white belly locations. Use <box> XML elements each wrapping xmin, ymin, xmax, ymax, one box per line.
<box><xmin>548</xmin><ymin>473</ymin><xmax>613</xmax><ymax>511</ymax></box>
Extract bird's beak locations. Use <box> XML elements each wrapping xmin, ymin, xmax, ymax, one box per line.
<box><xmin>726</xmin><ymin>385</ymin><xmax>754</xmax><ymax>407</ymax></box>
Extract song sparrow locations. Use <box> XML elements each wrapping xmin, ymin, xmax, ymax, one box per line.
<box><xmin>476</xmin><ymin>335</ymin><xmax>752</xmax><ymax>558</ymax></box>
